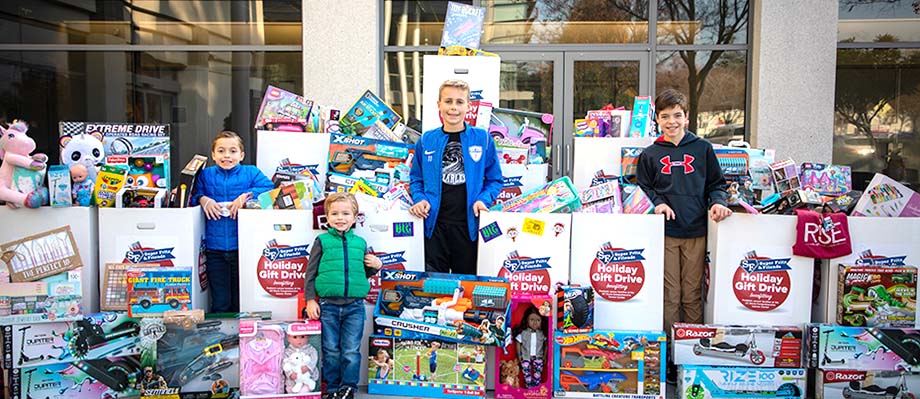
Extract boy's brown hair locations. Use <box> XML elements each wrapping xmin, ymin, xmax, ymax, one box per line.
<box><xmin>654</xmin><ymin>89</ymin><xmax>689</xmax><ymax>116</ymax></box>
<box><xmin>324</xmin><ymin>192</ymin><xmax>359</xmax><ymax>216</ymax></box>
<box><xmin>438</xmin><ymin>79</ymin><xmax>470</xmax><ymax>101</ymax></box>
<box><xmin>211</xmin><ymin>130</ymin><xmax>245</xmax><ymax>152</ymax></box>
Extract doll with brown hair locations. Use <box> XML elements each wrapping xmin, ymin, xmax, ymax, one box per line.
<box><xmin>514</xmin><ymin>306</ymin><xmax>547</xmax><ymax>388</ymax></box>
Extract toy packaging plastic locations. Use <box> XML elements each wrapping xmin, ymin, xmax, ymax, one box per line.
<box><xmin>373</xmin><ymin>270</ymin><xmax>512</xmax><ymax>346</ymax></box>
<box><xmin>816</xmin><ymin>369</ymin><xmax>920</xmax><ymax>399</ymax></box>
<box><xmin>836</xmin><ymin>264</ymin><xmax>917</xmax><ymax>328</ymax></box>
<box><xmin>326</xmin><ymin>133</ymin><xmax>414</xmax><ymax>189</ymax></box>
<box><xmin>671</xmin><ymin>323</ymin><xmax>803</xmax><ymax>368</ymax></box>
<box><xmin>628</xmin><ymin>96</ymin><xmax>655</xmax><ymax>138</ymax></box>
<box><xmin>806</xmin><ymin>324</ymin><xmax>920</xmax><ymax>371</ymax></box>
<box><xmin>94</xmin><ymin>164</ymin><xmax>129</xmax><ymax>207</ymax></box>
<box><xmin>495</xmin><ymin>295</ymin><xmax>554</xmax><ymax>399</ymax></box>
<box><xmin>126</xmin><ymin>266</ymin><xmax>193</xmax><ymax>317</ymax></box>
<box><xmin>556</xmin><ymin>286</ymin><xmax>594</xmax><ymax>334</ymax></box>
<box><xmin>169</xmin><ymin>154</ymin><xmax>207</xmax><ymax>208</ymax></box>
<box><xmin>367</xmin><ymin>331</ymin><xmax>486</xmax><ymax>399</ymax></box>
<box><xmin>9</xmin><ymin>354</ymin><xmax>142</xmax><ymax>398</ymax></box>
<box><xmin>800</xmin><ymin>163</ymin><xmax>852</xmax><ymax>196</ymax></box>
<box><xmin>47</xmin><ymin>164</ymin><xmax>72</xmax><ymax>207</ymax></box>
<box><xmin>254</xmin><ymin>85</ymin><xmax>313</xmax><ymax>132</ymax></box>
<box><xmin>239</xmin><ymin>319</ymin><xmax>321</xmax><ymax>398</ymax></box>
<box><xmin>554</xmin><ymin>330</ymin><xmax>666</xmax><ymax>398</ymax></box>
<box><xmin>489</xmin><ymin>107</ymin><xmax>553</xmax><ymax>166</ymax></box>
<box><xmin>852</xmin><ymin>173</ymin><xmax>920</xmax><ymax>217</ymax></box>
<box><xmin>339</xmin><ymin>90</ymin><xmax>402</xmax><ymax>137</ymax></box>
<box><xmin>490</xmin><ymin>176</ymin><xmax>581</xmax><ymax>213</ymax></box>
<box><xmin>678</xmin><ymin>366</ymin><xmax>806</xmax><ymax>399</ymax></box>
<box><xmin>117</xmin><ymin>186</ymin><xmax>166</xmax><ymax>208</ymax></box>
<box><xmin>1</xmin><ymin>225</ymin><xmax>82</xmax><ymax>282</ymax></box>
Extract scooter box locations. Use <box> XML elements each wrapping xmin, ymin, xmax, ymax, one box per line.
<box><xmin>678</xmin><ymin>366</ymin><xmax>806</xmax><ymax>399</ymax></box>
<box><xmin>806</xmin><ymin>324</ymin><xmax>920</xmax><ymax>371</ymax></box>
<box><xmin>672</xmin><ymin>323</ymin><xmax>803</xmax><ymax>368</ymax></box>
<box><xmin>817</xmin><ymin>369</ymin><xmax>920</xmax><ymax>399</ymax></box>
<box><xmin>9</xmin><ymin>354</ymin><xmax>142</xmax><ymax>398</ymax></box>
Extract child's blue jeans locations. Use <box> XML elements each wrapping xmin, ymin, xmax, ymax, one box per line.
<box><xmin>205</xmin><ymin>249</ymin><xmax>239</xmax><ymax>312</ymax></box>
<box><xmin>320</xmin><ymin>299</ymin><xmax>366</xmax><ymax>392</ymax></box>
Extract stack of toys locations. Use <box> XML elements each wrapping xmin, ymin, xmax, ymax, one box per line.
<box><xmin>490</xmin><ymin>176</ymin><xmax>581</xmax><ymax>213</ymax></box>
<box><xmin>572</xmin><ymin>99</ymin><xmax>652</xmax><ymax>139</ymax></box>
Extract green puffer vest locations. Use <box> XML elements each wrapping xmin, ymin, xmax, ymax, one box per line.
<box><xmin>315</xmin><ymin>228</ymin><xmax>369</xmax><ymax>299</ymax></box>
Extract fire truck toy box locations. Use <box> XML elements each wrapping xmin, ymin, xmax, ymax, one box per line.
<box><xmin>553</xmin><ymin>330</ymin><xmax>666</xmax><ymax>399</ymax></box>
<box><xmin>372</xmin><ymin>270</ymin><xmax>512</xmax><ymax>346</ymax></box>
<box><xmin>806</xmin><ymin>324</ymin><xmax>920</xmax><ymax>371</ymax></box>
<box><xmin>671</xmin><ymin>323</ymin><xmax>803</xmax><ymax>368</ymax></box>
<box><xmin>677</xmin><ymin>366</ymin><xmax>807</xmax><ymax>399</ymax></box>
<box><xmin>1</xmin><ymin>312</ymin><xmax>140</xmax><ymax>370</ymax></box>
<box><xmin>239</xmin><ymin>319</ymin><xmax>322</xmax><ymax>399</ymax></box>
<box><xmin>9</xmin><ymin>354</ymin><xmax>142</xmax><ymax>399</ymax></box>
<box><xmin>836</xmin><ymin>265</ymin><xmax>917</xmax><ymax>328</ymax></box>
<box><xmin>816</xmin><ymin>369</ymin><xmax>920</xmax><ymax>399</ymax></box>
<box><xmin>126</xmin><ymin>266</ymin><xmax>193</xmax><ymax>317</ymax></box>
<box><xmin>476</xmin><ymin>212</ymin><xmax>572</xmax><ymax>297</ymax></box>
<box><xmin>495</xmin><ymin>295</ymin><xmax>554</xmax><ymax>399</ymax></box>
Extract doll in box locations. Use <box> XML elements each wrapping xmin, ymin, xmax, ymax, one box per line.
<box><xmin>515</xmin><ymin>306</ymin><xmax>547</xmax><ymax>388</ymax></box>
<box><xmin>70</xmin><ymin>164</ymin><xmax>94</xmax><ymax>206</ymax></box>
<box><xmin>283</xmin><ymin>328</ymin><xmax>319</xmax><ymax>394</ymax></box>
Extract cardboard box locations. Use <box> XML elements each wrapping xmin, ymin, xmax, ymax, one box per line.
<box><xmin>678</xmin><ymin>366</ymin><xmax>806</xmax><ymax>399</ymax></box>
<box><xmin>494</xmin><ymin>295</ymin><xmax>554</xmax><ymax>399</ymax></box>
<box><xmin>816</xmin><ymin>369</ymin><xmax>920</xmax><ymax>399</ymax></box>
<box><xmin>368</xmin><ymin>332</ymin><xmax>486</xmax><ymax>398</ymax></box>
<box><xmin>806</xmin><ymin>324</ymin><xmax>920</xmax><ymax>371</ymax></box>
<box><xmin>126</xmin><ymin>266</ymin><xmax>194</xmax><ymax>317</ymax></box>
<box><xmin>58</xmin><ymin>121</ymin><xmax>171</xmax><ymax>190</ymax></box>
<box><xmin>572</xmin><ymin>137</ymin><xmax>655</xmax><ymax>192</ymax></box>
<box><xmin>836</xmin><ymin>265</ymin><xmax>917</xmax><ymax>328</ymax></box>
<box><xmin>352</xmin><ymin>197</ymin><xmax>424</xmax><ymax>304</ymax></box>
<box><xmin>9</xmin><ymin>354</ymin><xmax>142</xmax><ymax>399</ymax></box>
<box><xmin>554</xmin><ymin>330</ymin><xmax>666</xmax><ymax>399</ymax></box>
<box><xmin>671</xmin><ymin>323</ymin><xmax>803</xmax><ymax>368</ymax></box>
<box><xmin>255</xmin><ymin>131</ymin><xmax>331</xmax><ymax>194</ymax></box>
<box><xmin>239</xmin><ymin>319</ymin><xmax>321</xmax><ymax>398</ymax></box>
<box><xmin>496</xmin><ymin>164</ymin><xmax>550</xmax><ymax>206</ymax></box>
<box><xmin>1</xmin><ymin>226</ymin><xmax>82</xmax><ymax>283</ymax></box>
<box><xmin>853</xmin><ymin>173</ymin><xmax>920</xmax><ymax>217</ymax></box>
<box><xmin>800</xmin><ymin>163</ymin><xmax>852</xmax><ymax>196</ymax></box>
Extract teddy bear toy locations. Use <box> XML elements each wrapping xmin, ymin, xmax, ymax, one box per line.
<box><xmin>0</xmin><ymin>121</ymin><xmax>48</xmax><ymax>208</ymax></box>
<box><xmin>499</xmin><ymin>359</ymin><xmax>521</xmax><ymax>388</ymax></box>
<box><xmin>282</xmin><ymin>351</ymin><xmax>316</xmax><ymax>393</ymax></box>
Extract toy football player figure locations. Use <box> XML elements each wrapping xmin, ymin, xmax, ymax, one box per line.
<box><xmin>515</xmin><ymin>307</ymin><xmax>546</xmax><ymax>388</ymax></box>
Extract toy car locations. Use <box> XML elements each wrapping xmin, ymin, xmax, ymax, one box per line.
<box><xmin>559</xmin><ymin>370</ymin><xmax>627</xmax><ymax>393</ymax></box>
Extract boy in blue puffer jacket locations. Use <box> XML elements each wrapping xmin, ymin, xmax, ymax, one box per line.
<box><xmin>409</xmin><ymin>79</ymin><xmax>503</xmax><ymax>275</ymax></box>
<box><xmin>192</xmin><ymin>130</ymin><xmax>274</xmax><ymax>312</ymax></box>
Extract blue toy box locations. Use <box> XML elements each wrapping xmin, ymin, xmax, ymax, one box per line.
<box><xmin>554</xmin><ymin>330</ymin><xmax>666</xmax><ymax>398</ymax></box>
<box><xmin>678</xmin><ymin>366</ymin><xmax>806</xmax><ymax>399</ymax></box>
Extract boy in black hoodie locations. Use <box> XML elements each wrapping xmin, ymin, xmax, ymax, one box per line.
<box><xmin>636</xmin><ymin>89</ymin><xmax>731</xmax><ymax>379</ymax></box>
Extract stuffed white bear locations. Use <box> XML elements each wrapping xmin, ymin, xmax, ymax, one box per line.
<box><xmin>282</xmin><ymin>351</ymin><xmax>316</xmax><ymax>393</ymax></box>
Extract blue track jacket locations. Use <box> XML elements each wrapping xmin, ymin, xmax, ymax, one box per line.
<box><xmin>192</xmin><ymin>164</ymin><xmax>274</xmax><ymax>251</ymax></box>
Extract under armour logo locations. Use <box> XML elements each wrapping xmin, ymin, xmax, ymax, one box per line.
<box><xmin>660</xmin><ymin>154</ymin><xmax>695</xmax><ymax>174</ymax></box>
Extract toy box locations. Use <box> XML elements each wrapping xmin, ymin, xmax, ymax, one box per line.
<box><xmin>495</xmin><ymin>295</ymin><xmax>554</xmax><ymax>399</ymax></box>
<box><xmin>490</xmin><ymin>176</ymin><xmax>581</xmax><ymax>213</ymax></box>
<box><xmin>671</xmin><ymin>324</ymin><xmax>803</xmax><ymax>368</ymax></box>
<box><xmin>806</xmin><ymin>324</ymin><xmax>920</xmax><ymax>371</ymax></box>
<box><xmin>496</xmin><ymin>163</ymin><xmax>550</xmax><ymax>206</ymax></box>
<box><xmin>622</xmin><ymin>184</ymin><xmax>654</xmax><ymax>215</ymax></box>
<box><xmin>116</xmin><ymin>186</ymin><xmax>166</xmax><ymax>208</ymax></box>
<box><xmin>254</xmin><ymin>85</ymin><xmax>313</xmax><ymax>132</ymax></box>
<box><xmin>490</xmin><ymin>107</ymin><xmax>553</xmax><ymax>166</ymax></box>
<box><xmin>373</xmin><ymin>270</ymin><xmax>512</xmax><ymax>346</ymax></box>
<box><xmin>238</xmin><ymin>209</ymin><xmax>314</xmax><ymax>319</ymax></box>
<box><xmin>439</xmin><ymin>1</ymin><xmax>486</xmax><ymax>50</ymax></box>
<box><xmin>59</xmin><ymin>121</ymin><xmax>171</xmax><ymax>190</ymax></box>
<box><xmin>572</xmin><ymin>137</ymin><xmax>654</xmax><ymax>191</ymax></box>
<box><xmin>47</xmin><ymin>164</ymin><xmax>72</xmax><ymax>207</ymax></box>
<box><xmin>678</xmin><ymin>366</ymin><xmax>806</xmax><ymax>399</ymax></box>
<box><xmin>239</xmin><ymin>319</ymin><xmax>321</xmax><ymax>398</ymax></box>
<box><xmin>816</xmin><ymin>369</ymin><xmax>920</xmax><ymax>399</ymax></box>
<box><xmin>126</xmin><ymin>266</ymin><xmax>193</xmax><ymax>317</ymax></box>
<box><xmin>477</xmin><ymin>212</ymin><xmax>572</xmax><ymax>296</ymax></box>
<box><xmin>368</xmin><ymin>331</ymin><xmax>487</xmax><ymax>399</ymax></box>
<box><xmin>9</xmin><ymin>354</ymin><xmax>142</xmax><ymax>399</ymax></box>
<box><xmin>837</xmin><ymin>265</ymin><xmax>917</xmax><ymax>328</ymax></box>
<box><xmin>620</xmin><ymin>147</ymin><xmax>643</xmax><ymax>184</ymax></box>
<box><xmin>339</xmin><ymin>90</ymin><xmax>402</xmax><ymax>137</ymax></box>
<box><xmin>255</xmin><ymin>132</ymin><xmax>330</xmax><ymax>209</ymax></box>
<box><xmin>715</xmin><ymin>148</ymin><xmax>750</xmax><ymax>182</ymax></box>
<box><xmin>801</xmin><ymin>163</ymin><xmax>852</xmax><ymax>196</ymax></box>
<box><xmin>554</xmin><ymin>330</ymin><xmax>666</xmax><ymax>398</ymax></box>
<box><xmin>1</xmin><ymin>225</ymin><xmax>82</xmax><ymax>282</ymax></box>
<box><xmin>825</xmin><ymin>190</ymin><xmax>862</xmax><ymax>215</ymax></box>
<box><xmin>93</xmin><ymin>164</ymin><xmax>128</xmax><ymax>207</ymax></box>
<box><xmin>556</xmin><ymin>286</ymin><xmax>594</xmax><ymax>334</ymax></box>
<box><xmin>628</xmin><ymin>96</ymin><xmax>655</xmax><ymax>138</ymax></box>
<box><xmin>0</xmin><ymin>294</ymin><xmax>82</xmax><ymax>324</ymax></box>
<box><xmin>853</xmin><ymin>173</ymin><xmax>920</xmax><ymax>217</ymax></box>
<box><xmin>770</xmin><ymin>159</ymin><xmax>801</xmax><ymax>196</ymax></box>
<box><xmin>169</xmin><ymin>154</ymin><xmax>207</xmax><ymax>208</ymax></box>
<box><xmin>422</xmin><ymin>55</ymin><xmax>500</xmax><ymax>134</ymax></box>
<box><xmin>580</xmin><ymin>180</ymin><xmax>622</xmax><ymax>211</ymax></box>
<box><xmin>570</xmin><ymin>213</ymin><xmax>665</xmax><ymax>331</ymax></box>
<box><xmin>326</xmin><ymin>133</ymin><xmax>414</xmax><ymax>189</ymax></box>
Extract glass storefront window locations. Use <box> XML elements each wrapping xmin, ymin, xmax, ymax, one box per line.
<box><xmin>499</xmin><ymin>60</ymin><xmax>554</xmax><ymax>112</ymax></box>
<box><xmin>384</xmin><ymin>1</ymin><xmax>469</xmax><ymax>47</ymax></box>
<box><xmin>657</xmin><ymin>0</ymin><xmax>749</xmax><ymax>45</ymax></box>
<box><xmin>383</xmin><ymin>51</ymin><xmax>436</xmax><ymax>132</ymax></box>
<box><xmin>838</xmin><ymin>1</ymin><xmax>920</xmax><ymax>43</ymax></box>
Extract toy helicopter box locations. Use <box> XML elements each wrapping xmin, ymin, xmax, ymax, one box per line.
<box><xmin>495</xmin><ymin>295</ymin><xmax>554</xmax><ymax>399</ymax></box>
<box><xmin>8</xmin><ymin>354</ymin><xmax>142</xmax><ymax>399</ymax></box>
<box><xmin>59</xmin><ymin>121</ymin><xmax>171</xmax><ymax>190</ymax></box>
<box><xmin>816</xmin><ymin>369</ymin><xmax>920</xmax><ymax>399</ymax></box>
<box><xmin>326</xmin><ymin>133</ymin><xmax>414</xmax><ymax>189</ymax></box>
<box><xmin>126</xmin><ymin>266</ymin><xmax>194</xmax><ymax>318</ymax></box>
<box><xmin>553</xmin><ymin>330</ymin><xmax>666</xmax><ymax>399</ymax></box>
<box><xmin>671</xmin><ymin>324</ymin><xmax>803</xmax><ymax>368</ymax></box>
<box><xmin>678</xmin><ymin>366</ymin><xmax>806</xmax><ymax>399</ymax></box>
<box><xmin>2</xmin><ymin>312</ymin><xmax>140</xmax><ymax>370</ymax></box>
<box><xmin>836</xmin><ymin>265</ymin><xmax>917</xmax><ymax>328</ymax></box>
<box><xmin>806</xmin><ymin>324</ymin><xmax>920</xmax><ymax>371</ymax></box>
<box><xmin>372</xmin><ymin>270</ymin><xmax>512</xmax><ymax>346</ymax></box>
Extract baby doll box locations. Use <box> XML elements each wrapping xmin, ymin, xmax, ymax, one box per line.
<box><xmin>238</xmin><ymin>209</ymin><xmax>314</xmax><ymax>320</ymax></box>
<box><xmin>255</xmin><ymin>131</ymin><xmax>331</xmax><ymax>190</ymax></box>
<box><xmin>813</xmin><ymin>216</ymin><xmax>920</xmax><ymax>326</ymax></box>
<box><xmin>571</xmin><ymin>137</ymin><xmax>655</xmax><ymax>192</ymax></box>
<box><xmin>239</xmin><ymin>319</ymin><xmax>322</xmax><ymax>399</ymax></box>
<box><xmin>678</xmin><ymin>366</ymin><xmax>807</xmax><ymax>399</ymax></box>
<box><xmin>0</xmin><ymin>206</ymin><xmax>99</xmax><ymax>313</ymax></box>
<box><xmin>570</xmin><ymin>213</ymin><xmax>664</xmax><ymax>331</ymax></box>
<box><xmin>817</xmin><ymin>369</ymin><xmax>920</xmax><ymax>399</ymax></box>
<box><xmin>98</xmin><ymin>206</ymin><xmax>207</xmax><ymax>311</ymax></box>
<box><xmin>705</xmin><ymin>214</ymin><xmax>814</xmax><ymax>325</ymax></box>
<box><xmin>494</xmin><ymin>295</ymin><xmax>555</xmax><ymax>399</ymax></box>
<box><xmin>421</xmin><ymin>54</ymin><xmax>501</xmax><ymax>134</ymax></box>
<box><xmin>477</xmin><ymin>212</ymin><xmax>572</xmax><ymax>297</ymax></box>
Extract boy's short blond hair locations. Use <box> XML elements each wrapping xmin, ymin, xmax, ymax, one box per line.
<box><xmin>324</xmin><ymin>192</ymin><xmax>359</xmax><ymax>216</ymax></box>
<box><xmin>438</xmin><ymin>79</ymin><xmax>470</xmax><ymax>101</ymax></box>
<box><xmin>212</xmin><ymin>130</ymin><xmax>244</xmax><ymax>152</ymax></box>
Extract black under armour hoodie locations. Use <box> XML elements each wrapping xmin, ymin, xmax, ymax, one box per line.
<box><xmin>636</xmin><ymin>131</ymin><xmax>729</xmax><ymax>238</ymax></box>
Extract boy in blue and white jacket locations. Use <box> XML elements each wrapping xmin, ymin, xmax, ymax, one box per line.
<box><xmin>192</xmin><ymin>130</ymin><xmax>274</xmax><ymax>312</ymax></box>
<box><xmin>409</xmin><ymin>79</ymin><xmax>503</xmax><ymax>275</ymax></box>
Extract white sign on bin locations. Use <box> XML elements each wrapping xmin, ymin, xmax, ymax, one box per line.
<box><xmin>255</xmin><ymin>131</ymin><xmax>331</xmax><ymax>186</ymax></box>
<box><xmin>422</xmin><ymin>55</ymin><xmax>500</xmax><ymax>134</ymax></box>
<box><xmin>572</xmin><ymin>137</ymin><xmax>654</xmax><ymax>191</ymax></box>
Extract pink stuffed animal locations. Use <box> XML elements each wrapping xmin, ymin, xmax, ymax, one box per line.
<box><xmin>0</xmin><ymin>121</ymin><xmax>48</xmax><ymax>208</ymax></box>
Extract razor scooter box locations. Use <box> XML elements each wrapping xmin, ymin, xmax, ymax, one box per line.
<box><xmin>672</xmin><ymin>324</ymin><xmax>803</xmax><ymax>368</ymax></box>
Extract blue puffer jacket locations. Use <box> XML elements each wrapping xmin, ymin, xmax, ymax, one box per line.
<box><xmin>192</xmin><ymin>164</ymin><xmax>274</xmax><ymax>251</ymax></box>
<box><xmin>409</xmin><ymin>124</ymin><xmax>503</xmax><ymax>241</ymax></box>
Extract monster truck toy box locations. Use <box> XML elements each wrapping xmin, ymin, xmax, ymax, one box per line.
<box><xmin>672</xmin><ymin>323</ymin><xmax>803</xmax><ymax>368</ymax></box>
<box><xmin>553</xmin><ymin>330</ymin><xmax>666</xmax><ymax>399</ymax></box>
<box><xmin>816</xmin><ymin>369</ymin><xmax>920</xmax><ymax>399</ymax></box>
<box><xmin>678</xmin><ymin>366</ymin><xmax>806</xmax><ymax>399</ymax></box>
<box><xmin>806</xmin><ymin>324</ymin><xmax>920</xmax><ymax>371</ymax></box>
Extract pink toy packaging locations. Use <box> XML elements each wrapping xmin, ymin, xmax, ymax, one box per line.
<box><xmin>0</xmin><ymin>120</ymin><xmax>49</xmax><ymax>208</ymax></box>
<box><xmin>496</xmin><ymin>295</ymin><xmax>554</xmax><ymax>399</ymax></box>
<box><xmin>239</xmin><ymin>319</ymin><xmax>321</xmax><ymax>398</ymax></box>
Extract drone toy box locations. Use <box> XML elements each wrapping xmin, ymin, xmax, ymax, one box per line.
<box><xmin>816</xmin><ymin>369</ymin><xmax>920</xmax><ymax>399</ymax></box>
<box><xmin>678</xmin><ymin>366</ymin><xmax>806</xmax><ymax>399</ymax></box>
<box><xmin>556</xmin><ymin>285</ymin><xmax>594</xmax><ymax>334</ymax></box>
<box><xmin>9</xmin><ymin>354</ymin><xmax>142</xmax><ymax>399</ymax></box>
<box><xmin>553</xmin><ymin>330</ymin><xmax>666</xmax><ymax>398</ymax></box>
<box><xmin>837</xmin><ymin>265</ymin><xmax>917</xmax><ymax>328</ymax></box>
<box><xmin>671</xmin><ymin>323</ymin><xmax>803</xmax><ymax>368</ymax></box>
<box><xmin>806</xmin><ymin>324</ymin><xmax>920</xmax><ymax>371</ymax></box>
<box><xmin>126</xmin><ymin>266</ymin><xmax>194</xmax><ymax>317</ymax></box>
<box><xmin>373</xmin><ymin>270</ymin><xmax>512</xmax><ymax>346</ymax></box>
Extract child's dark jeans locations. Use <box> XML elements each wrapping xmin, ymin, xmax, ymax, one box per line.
<box><xmin>319</xmin><ymin>299</ymin><xmax>366</xmax><ymax>392</ymax></box>
<box><xmin>205</xmin><ymin>249</ymin><xmax>239</xmax><ymax>312</ymax></box>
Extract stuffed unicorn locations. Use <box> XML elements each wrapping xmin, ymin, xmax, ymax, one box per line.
<box><xmin>0</xmin><ymin>121</ymin><xmax>48</xmax><ymax>208</ymax></box>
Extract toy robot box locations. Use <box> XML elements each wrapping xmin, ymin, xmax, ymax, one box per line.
<box><xmin>8</xmin><ymin>354</ymin><xmax>142</xmax><ymax>399</ymax></box>
<box><xmin>495</xmin><ymin>295</ymin><xmax>555</xmax><ymax>399</ymax></box>
<box><xmin>367</xmin><ymin>331</ymin><xmax>487</xmax><ymax>399</ymax></box>
<box><xmin>553</xmin><ymin>330</ymin><xmax>666</xmax><ymax>399</ymax></box>
<box><xmin>373</xmin><ymin>270</ymin><xmax>512</xmax><ymax>346</ymax></box>
<box><xmin>806</xmin><ymin>324</ymin><xmax>920</xmax><ymax>371</ymax></box>
<box><xmin>671</xmin><ymin>323</ymin><xmax>803</xmax><ymax>368</ymax></box>
<box><xmin>837</xmin><ymin>265</ymin><xmax>917</xmax><ymax>328</ymax></box>
<box><xmin>816</xmin><ymin>369</ymin><xmax>920</xmax><ymax>399</ymax></box>
<box><xmin>677</xmin><ymin>366</ymin><xmax>806</xmax><ymax>399</ymax></box>
<box><xmin>239</xmin><ymin>319</ymin><xmax>321</xmax><ymax>399</ymax></box>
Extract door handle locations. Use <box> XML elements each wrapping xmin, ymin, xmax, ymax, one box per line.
<box><xmin>566</xmin><ymin>144</ymin><xmax>572</xmax><ymax>177</ymax></box>
<box><xmin>555</xmin><ymin>143</ymin><xmax>561</xmax><ymax>177</ymax></box>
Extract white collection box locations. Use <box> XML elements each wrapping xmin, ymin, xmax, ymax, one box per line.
<box><xmin>570</xmin><ymin>213</ymin><xmax>665</xmax><ymax>330</ymax></box>
<box><xmin>98</xmin><ymin>206</ymin><xmax>206</xmax><ymax>311</ymax></box>
<box><xmin>705</xmin><ymin>214</ymin><xmax>814</xmax><ymax>325</ymax></box>
<box><xmin>813</xmin><ymin>216</ymin><xmax>920</xmax><ymax>325</ymax></box>
<box><xmin>255</xmin><ymin>130</ymin><xmax>331</xmax><ymax>187</ymax></box>
<box><xmin>0</xmin><ymin>207</ymin><xmax>99</xmax><ymax>313</ymax></box>
<box><xmin>422</xmin><ymin>55</ymin><xmax>501</xmax><ymax>134</ymax></box>
<box><xmin>237</xmin><ymin>209</ymin><xmax>314</xmax><ymax>319</ymax></box>
<box><xmin>476</xmin><ymin>212</ymin><xmax>571</xmax><ymax>296</ymax></box>
<box><xmin>496</xmin><ymin>163</ymin><xmax>550</xmax><ymax>206</ymax></box>
<box><xmin>572</xmin><ymin>137</ymin><xmax>655</xmax><ymax>191</ymax></box>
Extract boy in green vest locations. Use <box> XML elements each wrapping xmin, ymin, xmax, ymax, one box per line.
<box><xmin>303</xmin><ymin>192</ymin><xmax>383</xmax><ymax>399</ymax></box>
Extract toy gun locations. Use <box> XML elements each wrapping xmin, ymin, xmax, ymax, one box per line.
<box><xmin>330</xmin><ymin>149</ymin><xmax>391</xmax><ymax>175</ymax></box>
<box><xmin>380</xmin><ymin>285</ymin><xmax>437</xmax><ymax>317</ymax></box>
<box><xmin>176</xmin><ymin>335</ymin><xmax>241</xmax><ymax>385</ymax></box>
